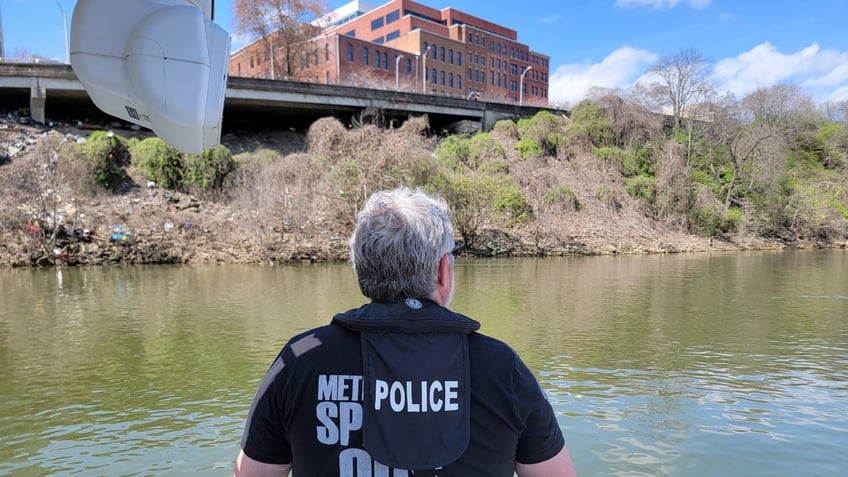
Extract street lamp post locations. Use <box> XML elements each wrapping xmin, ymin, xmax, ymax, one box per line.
<box><xmin>395</xmin><ymin>54</ymin><xmax>404</xmax><ymax>89</ymax></box>
<box><xmin>421</xmin><ymin>44</ymin><xmax>432</xmax><ymax>94</ymax></box>
<box><xmin>55</xmin><ymin>0</ymin><xmax>69</xmax><ymax>63</ymax></box>
<box><xmin>519</xmin><ymin>66</ymin><xmax>533</xmax><ymax>106</ymax></box>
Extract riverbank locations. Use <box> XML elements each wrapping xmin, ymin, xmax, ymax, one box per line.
<box><xmin>1</xmin><ymin>113</ymin><xmax>845</xmax><ymax>268</ymax></box>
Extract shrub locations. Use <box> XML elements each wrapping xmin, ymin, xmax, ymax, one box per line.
<box><xmin>786</xmin><ymin>181</ymin><xmax>848</xmax><ymax>239</ymax></box>
<box><xmin>690</xmin><ymin>168</ymin><xmax>724</xmax><ymax>197</ymax></box>
<box><xmin>435</xmin><ymin>135</ymin><xmax>470</xmax><ymax>172</ymax></box>
<box><xmin>467</xmin><ymin>132</ymin><xmax>505</xmax><ymax>170</ymax></box>
<box><xmin>516</xmin><ymin>111</ymin><xmax>567</xmax><ymax>158</ymax></box>
<box><xmin>183</xmin><ymin>144</ymin><xmax>235</xmax><ymax>190</ymax></box>
<box><xmin>816</xmin><ymin>121</ymin><xmax>848</xmax><ymax>169</ymax></box>
<box><xmin>78</xmin><ymin>131</ymin><xmax>129</xmax><ymax>190</ymax></box>
<box><xmin>543</xmin><ymin>185</ymin><xmax>582</xmax><ymax>212</ymax></box>
<box><xmin>567</xmin><ymin>99</ymin><xmax>614</xmax><ymax>148</ymax></box>
<box><xmin>307</xmin><ymin>117</ymin><xmax>348</xmax><ymax>164</ymax></box>
<box><xmin>478</xmin><ymin>159</ymin><xmax>509</xmax><ymax>175</ymax></box>
<box><xmin>594</xmin><ymin>146</ymin><xmax>639</xmax><ymax>177</ymax></box>
<box><xmin>130</xmin><ymin>137</ymin><xmax>183</xmax><ymax>189</ymax></box>
<box><xmin>595</xmin><ymin>185</ymin><xmax>621</xmax><ymax>211</ymax></box>
<box><xmin>624</xmin><ymin>174</ymin><xmax>656</xmax><ymax>204</ymax></box>
<box><xmin>441</xmin><ymin>173</ymin><xmax>531</xmax><ymax>246</ymax></box>
<box><xmin>492</xmin><ymin>119</ymin><xmax>519</xmax><ymax>140</ymax></box>
<box><xmin>515</xmin><ymin>138</ymin><xmax>543</xmax><ymax>160</ymax></box>
<box><xmin>491</xmin><ymin>178</ymin><xmax>532</xmax><ymax>224</ymax></box>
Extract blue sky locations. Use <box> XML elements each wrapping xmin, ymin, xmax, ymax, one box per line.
<box><xmin>3</xmin><ymin>0</ymin><xmax>847</xmax><ymax>106</ymax></box>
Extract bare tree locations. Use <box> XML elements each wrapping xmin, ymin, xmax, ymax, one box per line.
<box><xmin>648</xmin><ymin>48</ymin><xmax>714</xmax><ymax>128</ymax></box>
<box><xmin>741</xmin><ymin>82</ymin><xmax>817</xmax><ymax>128</ymax></box>
<box><xmin>234</xmin><ymin>0</ymin><xmax>328</xmax><ymax>80</ymax></box>
<box><xmin>709</xmin><ymin>92</ymin><xmax>786</xmax><ymax>212</ymax></box>
<box><xmin>626</xmin><ymin>81</ymin><xmax>666</xmax><ymax>115</ymax></box>
<box><xmin>823</xmin><ymin>99</ymin><xmax>848</xmax><ymax>124</ymax></box>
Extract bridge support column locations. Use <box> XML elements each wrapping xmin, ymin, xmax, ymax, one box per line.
<box><xmin>30</xmin><ymin>84</ymin><xmax>47</xmax><ymax>124</ymax></box>
<box><xmin>482</xmin><ymin>109</ymin><xmax>509</xmax><ymax>132</ymax></box>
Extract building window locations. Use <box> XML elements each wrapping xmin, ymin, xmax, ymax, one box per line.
<box><xmin>371</xmin><ymin>17</ymin><xmax>384</xmax><ymax>30</ymax></box>
<box><xmin>431</xmin><ymin>68</ymin><xmax>437</xmax><ymax>83</ymax></box>
<box><xmin>375</xmin><ymin>50</ymin><xmax>381</xmax><ymax>68</ymax></box>
<box><xmin>432</xmin><ymin>45</ymin><xmax>437</xmax><ymax>60</ymax></box>
<box><xmin>374</xmin><ymin>37</ymin><xmax>384</xmax><ymax>44</ymax></box>
<box><xmin>386</xmin><ymin>30</ymin><xmax>400</xmax><ymax>41</ymax></box>
<box><xmin>449</xmin><ymin>49</ymin><xmax>454</xmax><ymax>64</ymax></box>
<box><xmin>449</xmin><ymin>72</ymin><xmax>454</xmax><ymax>88</ymax></box>
<box><xmin>383</xmin><ymin>52</ymin><xmax>388</xmax><ymax>70</ymax></box>
<box><xmin>386</xmin><ymin>10</ymin><xmax>400</xmax><ymax>23</ymax></box>
<box><xmin>345</xmin><ymin>30</ymin><xmax>355</xmax><ymax>37</ymax></box>
<box><xmin>423</xmin><ymin>41</ymin><xmax>429</xmax><ymax>54</ymax></box>
<box><xmin>490</xmin><ymin>70</ymin><xmax>494</xmax><ymax>85</ymax></box>
<box><xmin>457</xmin><ymin>52</ymin><xmax>462</xmax><ymax>66</ymax></box>
<box><xmin>325</xmin><ymin>44</ymin><xmax>330</xmax><ymax>62</ymax></box>
<box><xmin>467</xmin><ymin>33</ymin><xmax>472</xmax><ymax>42</ymax></box>
<box><xmin>440</xmin><ymin>70</ymin><xmax>445</xmax><ymax>85</ymax></box>
<box><xmin>458</xmin><ymin>76</ymin><xmax>462</xmax><ymax>90</ymax></box>
<box><xmin>406</xmin><ymin>58</ymin><xmax>412</xmax><ymax>74</ymax></box>
<box><xmin>363</xmin><ymin>47</ymin><xmax>369</xmax><ymax>65</ymax></box>
<box><xmin>440</xmin><ymin>47</ymin><xmax>445</xmax><ymax>62</ymax></box>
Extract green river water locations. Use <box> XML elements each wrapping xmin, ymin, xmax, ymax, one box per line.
<box><xmin>1</xmin><ymin>250</ymin><xmax>846</xmax><ymax>476</ymax></box>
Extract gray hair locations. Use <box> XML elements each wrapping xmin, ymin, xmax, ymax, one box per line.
<box><xmin>350</xmin><ymin>187</ymin><xmax>455</xmax><ymax>302</ymax></box>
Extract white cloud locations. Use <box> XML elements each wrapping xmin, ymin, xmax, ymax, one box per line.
<box><xmin>829</xmin><ymin>85</ymin><xmax>848</xmax><ymax>103</ymax></box>
<box><xmin>547</xmin><ymin>41</ymin><xmax>848</xmax><ymax>106</ymax></box>
<box><xmin>540</xmin><ymin>14</ymin><xmax>560</xmax><ymax>24</ymax></box>
<box><xmin>713</xmin><ymin>42</ymin><xmax>848</xmax><ymax>101</ymax></box>
<box><xmin>548</xmin><ymin>46</ymin><xmax>658</xmax><ymax>106</ymax></box>
<box><xmin>615</xmin><ymin>0</ymin><xmax>710</xmax><ymax>10</ymax></box>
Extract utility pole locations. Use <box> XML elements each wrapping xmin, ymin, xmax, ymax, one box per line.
<box><xmin>54</xmin><ymin>0</ymin><xmax>69</xmax><ymax>63</ymax></box>
<box><xmin>0</xmin><ymin>1</ymin><xmax>5</xmax><ymax>59</ymax></box>
<box><xmin>421</xmin><ymin>44</ymin><xmax>432</xmax><ymax>94</ymax></box>
<box><xmin>519</xmin><ymin>66</ymin><xmax>533</xmax><ymax>106</ymax></box>
<box><xmin>394</xmin><ymin>54</ymin><xmax>404</xmax><ymax>89</ymax></box>
<box><xmin>268</xmin><ymin>36</ymin><xmax>275</xmax><ymax>80</ymax></box>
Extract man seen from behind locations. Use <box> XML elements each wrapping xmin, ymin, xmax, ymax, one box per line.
<box><xmin>233</xmin><ymin>186</ymin><xmax>577</xmax><ymax>477</ymax></box>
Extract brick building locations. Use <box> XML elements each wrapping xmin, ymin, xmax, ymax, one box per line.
<box><xmin>228</xmin><ymin>0</ymin><xmax>550</xmax><ymax>106</ymax></box>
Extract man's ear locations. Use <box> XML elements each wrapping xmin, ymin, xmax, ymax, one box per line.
<box><xmin>437</xmin><ymin>254</ymin><xmax>451</xmax><ymax>286</ymax></box>
<box><xmin>432</xmin><ymin>254</ymin><xmax>452</xmax><ymax>306</ymax></box>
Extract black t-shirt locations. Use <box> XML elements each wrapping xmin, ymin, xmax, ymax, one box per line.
<box><xmin>240</xmin><ymin>301</ymin><xmax>564</xmax><ymax>476</ymax></box>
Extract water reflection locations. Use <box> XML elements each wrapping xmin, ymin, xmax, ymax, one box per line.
<box><xmin>1</xmin><ymin>250</ymin><xmax>846</xmax><ymax>476</ymax></box>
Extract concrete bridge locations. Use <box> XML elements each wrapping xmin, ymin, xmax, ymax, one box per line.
<box><xmin>0</xmin><ymin>62</ymin><xmax>557</xmax><ymax>134</ymax></box>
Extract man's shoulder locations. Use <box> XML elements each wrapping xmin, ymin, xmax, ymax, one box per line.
<box><xmin>286</xmin><ymin>323</ymin><xmax>357</xmax><ymax>349</ymax></box>
<box><xmin>468</xmin><ymin>332</ymin><xmax>519</xmax><ymax>363</ymax></box>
